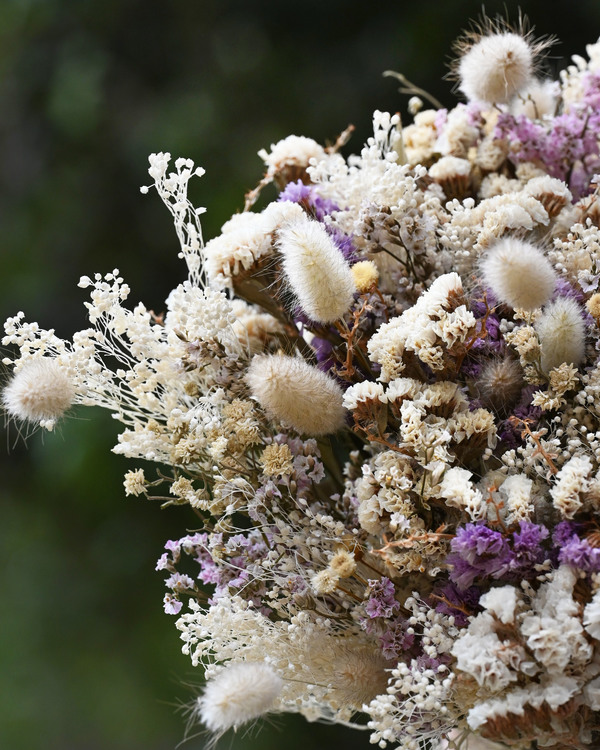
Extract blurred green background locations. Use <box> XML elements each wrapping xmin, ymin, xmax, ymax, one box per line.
<box><xmin>2</xmin><ymin>1</ymin><xmax>600</xmax><ymax>748</ymax></box>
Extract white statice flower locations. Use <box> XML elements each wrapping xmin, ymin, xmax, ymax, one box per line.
<box><xmin>429</xmin><ymin>156</ymin><xmax>471</xmax><ymax>197</ymax></box>
<box><xmin>550</xmin><ymin>454</ymin><xmax>593</xmax><ymax>518</ymax></box>
<box><xmin>498</xmin><ymin>473</ymin><xmax>534</xmax><ymax>524</ymax></box>
<box><xmin>520</xmin><ymin>566</ymin><xmax>592</xmax><ymax>672</ymax></box>
<box><xmin>342</xmin><ymin>381</ymin><xmax>386</xmax><ymax>410</ymax></box>
<box><xmin>123</xmin><ymin>468</ymin><xmax>146</xmax><ymax>497</ymax></box>
<box><xmin>583</xmin><ymin>589</ymin><xmax>600</xmax><ymax>640</ymax></box>
<box><xmin>384</xmin><ymin>377</ymin><xmax>421</xmax><ymax>404</ymax></box>
<box><xmin>368</xmin><ymin>272</ymin><xmax>473</xmax><ymax>379</ymax></box>
<box><xmin>479</xmin><ymin>586</ymin><xmax>520</xmax><ymax>624</ymax></box>
<box><xmin>452</xmin><ymin>611</ymin><xmax>521</xmax><ymax>692</ymax></box>
<box><xmin>258</xmin><ymin>135</ymin><xmax>326</xmax><ymax>177</ymax></box>
<box><xmin>438</xmin><ymin>466</ymin><xmax>484</xmax><ymax>519</ymax></box>
<box><xmin>522</xmin><ymin>174</ymin><xmax>572</xmax><ymax>218</ymax></box>
<box><xmin>466</xmin><ymin>676</ymin><xmax>581</xmax><ymax>732</ymax></box>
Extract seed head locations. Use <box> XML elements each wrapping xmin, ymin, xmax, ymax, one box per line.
<box><xmin>476</xmin><ymin>357</ymin><xmax>524</xmax><ymax>413</ymax></box>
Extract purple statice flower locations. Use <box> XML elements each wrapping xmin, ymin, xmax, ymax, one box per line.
<box><xmin>279</xmin><ymin>180</ymin><xmax>313</xmax><ymax>204</ymax></box>
<box><xmin>361</xmin><ymin>578</ymin><xmax>412</xmax><ymax>658</ymax></box>
<box><xmin>155</xmin><ymin>552</ymin><xmax>170</xmax><ymax>572</ymax></box>
<box><xmin>448</xmin><ymin>522</ymin><xmax>555</xmax><ymax>590</ymax></box>
<box><xmin>496</xmin><ymin>106</ymin><xmax>600</xmax><ymax>200</ymax></box>
<box><xmin>365</xmin><ymin>577</ymin><xmax>400</xmax><ymax>618</ymax></box>
<box><xmin>164</xmin><ymin>538</ymin><xmax>182</xmax><ymax>560</ymax></box>
<box><xmin>559</xmin><ymin>536</ymin><xmax>600</xmax><ymax>572</ymax></box>
<box><xmin>311</xmin><ymin>335</ymin><xmax>336</xmax><ymax>373</ymax></box>
<box><xmin>278</xmin><ymin>179</ymin><xmax>339</xmax><ymax>221</ymax></box>
<box><xmin>553</xmin><ymin>521</ymin><xmax>600</xmax><ymax>573</ymax></box>
<box><xmin>158</xmin><ymin>530</ymin><xmax>271</xmax><ymax>604</ymax></box>
<box><xmin>469</xmin><ymin>290</ymin><xmax>498</xmax><ymax>318</ymax></box>
<box><xmin>431</xmin><ymin>582</ymin><xmax>481</xmax><ymax>627</ymax></box>
<box><xmin>509</xmin><ymin>521</ymin><xmax>550</xmax><ymax>573</ymax></box>
<box><xmin>498</xmin><ymin>385</ymin><xmax>543</xmax><ymax>447</ymax></box>
<box><xmin>512</xmin><ymin>387</ymin><xmax>543</xmax><ymax>424</ymax></box>
<box><xmin>327</xmin><ymin>225</ymin><xmax>358</xmax><ymax>262</ymax></box>
<box><xmin>378</xmin><ymin>619</ymin><xmax>415</xmax><ymax>659</ymax></box>
<box><xmin>462</xmin><ymin>361</ymin><xmax>483</xmax><ymax>380</ymax></box>
<box><xmin>447</xmin><ymin>523</ymin><xmax>512</xmax><ymax>589</ymax></box>
<box><xmin>552</xmin><ymin>520</ymin><xmax>578</xmax><ymax>547</ymax></box>
<box><xmin>554</xmin><ymin>277</ymin><xmax>586</xmax><ymax>303</ymax></box>
<box><xmin>163</xmin><ymin>593</ymin><xmax>183</xmax><ymax>615</ymax></box>
<box><xmin>467</xmin><ymin>311</ymin><xmax>503</xmax><ymax>354</ymax></box>
<box><xmin>495</xmin><ymin>112</ymin><xmax>546</xmax><ymax>163</ymax></box>
<box><xmin>461</xmin><ymin>292</ymin><xmax>503</xmax><ymax>380</ymax></box>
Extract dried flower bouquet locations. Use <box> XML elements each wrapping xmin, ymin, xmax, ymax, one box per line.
<box><xmin>6</xmin><ymin>16</ymin><xmax>600</xmax><ymax>750</ymax></box>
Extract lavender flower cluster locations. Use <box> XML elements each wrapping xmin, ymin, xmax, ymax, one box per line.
<box><xmin>6</xmin><ymin>15</ymin><xmax>600</xmax><ymax>750</ymax></box>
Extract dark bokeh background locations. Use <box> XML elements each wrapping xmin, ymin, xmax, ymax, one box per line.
<box><xmin>2</xmin><ymin>1</ymin><xmax>600</xmax><ymax>748</ymax></box>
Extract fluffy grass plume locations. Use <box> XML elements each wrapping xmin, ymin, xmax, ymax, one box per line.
<box><xmin>246</xmin><ymin>353</ymin><xmax>346</xmax><ymax>435</ymax></box>
<box><xmin>3</xmin><ymin>358</ymin><xmax>74</xmax><ymax>429</ymax></box>
<box><xmin>536</xmin><ymin>297</ymin><xmax>586</xmax><ymax>372</ymax></box>
<box><xmin>197</xmin><ymin>662</ymin><xmax>283</xmax><ymax>734</ymax></box>
<box><xmin>481</xmin><ymin>237</ymin><xmax>556</xmax><ymax>311</ymax></box>
<box><xmin>278</xmin><ymin>214</ymin><xmax>356</xmax><ymax>323</ymax></box>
